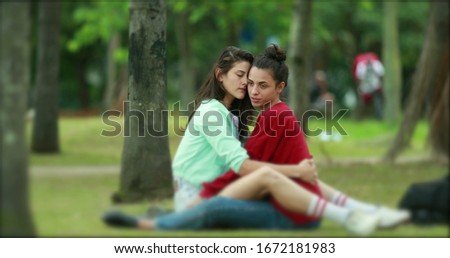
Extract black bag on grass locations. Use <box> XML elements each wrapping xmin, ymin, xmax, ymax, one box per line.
<box><xmin>398</xmin><ymin>175</ymin><xmax>449</xmax><ymax>225</ymax></box>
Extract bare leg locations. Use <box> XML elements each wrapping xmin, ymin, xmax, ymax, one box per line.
<box><xmin>318</xmin><ymin>180</ymin><xmax>378</xmax><ymax>211</ymax></box>
<box><xmin>317</xmin><ymin>180</ymin><xmax>339</xmax><ymax>202</ymax></box>
<box><xmin>218</xmin><ymin>167</ymin><xmax>316</xmax><ymax>214</ymax></box>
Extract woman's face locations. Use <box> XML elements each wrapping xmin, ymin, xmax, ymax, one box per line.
<box><xmin>247</xmin><ymin>67</ymin><xmax>284</xmax><ymax>110</ymax></box>
<box><xmin>218</xmin><ymin>61</ymin><xmax>251</xmax><ymax>102</ymax></box>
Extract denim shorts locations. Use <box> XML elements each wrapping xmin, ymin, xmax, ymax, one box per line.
<box><xmin>173</xmin><ymin>176</ymin><xmax>201</xmax><ymax>212</ymax></box>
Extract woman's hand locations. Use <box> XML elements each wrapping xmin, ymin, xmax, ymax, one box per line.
<box><xmin>297</xmin><ymin>159</ymin><xmax>318</xmax><ymax>184</ymax></box>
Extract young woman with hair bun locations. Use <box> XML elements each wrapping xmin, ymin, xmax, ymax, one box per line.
<box><xmin>104</xmin><ymin>45</ymin><xmax>409</xmax><ymax>236</ymax></box>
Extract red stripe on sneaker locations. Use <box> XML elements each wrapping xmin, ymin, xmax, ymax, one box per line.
<box><xmin>335</xmin><ymin>194</ymin><xmax>342</xmax><ymax>205</ymax></box>
<box><xmin>341</xmin><ymin>196</ymin><xmax>348</xmax><ymax>206</ymax></box>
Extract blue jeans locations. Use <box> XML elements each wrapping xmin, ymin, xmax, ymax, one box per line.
<box><xmin>155</xmin><ymin>196</ymin><xmax>321</xmax><ymax>230</ymax></box>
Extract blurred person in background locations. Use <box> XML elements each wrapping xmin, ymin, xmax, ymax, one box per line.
<box><xmin>310</xmin><ymin>70</ymin><xmax>335</xmax><ymax>112</ymax></box>
<box><xmin>309</xmin><ymin>70</ymin><xmax>338</xmax><ymax>141</ymax></box>
<box><xmin>353</xmin><ymin>52</ymin><xmax>385</xmax><ymax>120</ymax></box>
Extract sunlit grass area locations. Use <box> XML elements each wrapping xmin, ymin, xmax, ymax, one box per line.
<box><xmin>306</xmin><ymin>118</ymin><xmax>429</xmax><ymax>160</ymax></box>
<box><xmin>28</xmin><ymin>115</ymin><xmax>187</xmax><ymax>166</ymax></box>
<box><xmin>28</xmin><ymin>117</ymin><xmax>122</xmax><ymax>166</ymax></box>
<box><xmin>28</xmin><ymin>116</ymin><xmax>430</xmax><ymax>166</ymax></box>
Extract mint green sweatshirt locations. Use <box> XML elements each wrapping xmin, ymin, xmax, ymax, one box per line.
<box><xmin>172</xmin><ymin>99</ymin><xmax>249</xmax><ymax>187</ymax></box>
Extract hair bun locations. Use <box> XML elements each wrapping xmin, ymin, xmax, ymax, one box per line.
<box><xmin>264</xmin><ymin>44</ymin><xmax>286</xmax><ymax>62</ymax></box>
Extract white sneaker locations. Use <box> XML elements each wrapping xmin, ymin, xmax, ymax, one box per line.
<box><xmin>376</xmin><ymin>207</ymin><xmax>411</xmax><ymax>228</ymax></box>
<box><xmin>344</xmin><ymin>210</ymin><xmax>380</xmax><ymax>236</ymax></box>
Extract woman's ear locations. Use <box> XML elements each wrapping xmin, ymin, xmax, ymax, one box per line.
<box><xmin>215</xmin><ymin>68</ymin><xmax>223</xmax><ymax>82</ymax></box>
<box><xmin>276</xmin><ymin>82</ymin><xmax>286</xmax><ymax>94</ymax></box>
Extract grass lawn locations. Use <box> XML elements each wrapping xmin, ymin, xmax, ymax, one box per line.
<box><xmin>28</xmin><ymin>116</ymin><xmax>448</xmax><ymax>237</ymax></box>
<box><xmin>29</xmin><ymin>116</ymin><xmax>431</xmax><ymax>166</ymax></box>
<box><xmin>31</xmin><ymin>162</ymin><xmax>448</xmax><ymax>237</ymax></box>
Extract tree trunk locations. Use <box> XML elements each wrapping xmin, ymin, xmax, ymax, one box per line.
<box><xmin>112</xmin><ymin>65</ymin><xmax>128</xmax><ymax>114</ymax></box>
<box><xmin>102</xmin><ymin>33</ymin><xmax>120</xmax><ymax>111</ymax></box>
<box><xmin>384</xmin><ymin>1</ymin><xmax>449</xmax><ymax>162</ymax></box>
<box><xmin>175</xmin><ymin>9</ymin><xmax>196</xmax><ymax>110</ymax></box>
<box><xmin>31</xmin><ymin>1</ymin><xmax>61</xmax><ymax>153</ymax></box>
<box><xmin>382</xmin><ymin>0</ymin><xmax>402</xmax><ymax>125</ymax></box>
<box><xmin>429</xmin><ymin>74</ymin><xmax>449</xmax><ymax>160</ymax></box>
<box><xmin>288</xmin><ymin>0</ymin><xmax>312</xmax><ymax>132</ymax></box>
<box><xmin>115</xmin><ymin>0</ymin><xmax>172</xmax><ymax>202</ymax></box>
<box><xmin>112</xmin><ymin>64</ymin><xmax>129</xmax><ymax>113</ymax></box>
<box><xmin>428</xmin><ymin>1</ymin><xmax>449</xmax><ymax>160</ymax></box>
<box><xmin>77</xmin><ymin>56</ymin><xmax>90</xmax><ymax>108</ymax></box>
<box><xmin>0</xmin><ymin>1</ymin><xmax>35</xmax><ymax>236</ymax></box>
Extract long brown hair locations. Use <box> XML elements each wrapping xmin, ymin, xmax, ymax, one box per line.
<box><xmin>188</xmin><ymin>46</ymin><xmax>255</xmax><ymax>140</ymax></box>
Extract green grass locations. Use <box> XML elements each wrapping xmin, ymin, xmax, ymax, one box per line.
<box><xmin>28</xmin><ymin>117</ymin><xmax>430</xmax><ymax>166</ymax></box>
<box><xmin>31</xmin><ymin>162</ymin><xmax>448</xmax><ymax>237</ymax></box>
<box><xmin>27</xmin><ymin>116</ymin><xmax>447</xmax><ymax>237</ymax></box>
<box><xmin>28</xmin><ymin>116</ymin><xmax>186</xmax><ymax>166</ymax></box>
<box><xmin>28</xmin><ymin>117</ymin><xmax>124</xmax><ymax>166</ymax></box>
<box><xmin>306</xmin><ymin>119</ymin><xmax>429</xmax><ymax>159</ymax></box>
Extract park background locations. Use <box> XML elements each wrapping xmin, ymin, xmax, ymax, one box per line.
<box><xmin>0</xmin><ymin>0</ymin><xmax>448</xmax><ymax>237</ymax></box>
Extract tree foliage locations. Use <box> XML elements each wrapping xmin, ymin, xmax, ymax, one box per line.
<box><xmin>53</xmin><ymin>0</ymin><xmax>428</xmax><ymax>109</ymax></box>
<box><xmin>67</xmin><ymin>1</ymin><xmax>128</xmax><ymax>62</ymax></box>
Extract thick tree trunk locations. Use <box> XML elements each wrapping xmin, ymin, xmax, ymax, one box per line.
<box><xmin>288</xmin><ymin>0</ymin><xmax>312</xmax><ymax>132</ymax></box>
<box><xmin>0</xmin><ymin>2</ymin><xmax>35</xmax><ymax>236</ymax></box>
<box><xmin>428</xmin><ymin>1</ymin><xmax>449</xmax><ymax>160</ymax></box>
<box><xmin>382</xmin><ymin>0</ymin><xmax>402</xmax><ymax>124</ymax></box>
<box><xmin>115</xmin><ymin>0</ymin><xmax>172</xmax><ymax>202</ymax></box>
<box><xmin>31</xmin><ymin>1</ymin><xmax>61</xmax><ymax>153</ymax></box>
<box><xmin>0</xmin><ymin>3</ymin><xmax>2</xmax><ymax>179</ymax></box>
<box><xmin>384</xmin><ymin>1</ymin><xmax>449</xmax><ymax>162</ymax></box>
<box><xmin>175</xmin><ymin>9</ymin><xmax>196</xmax><ymax>110</ymax></box>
